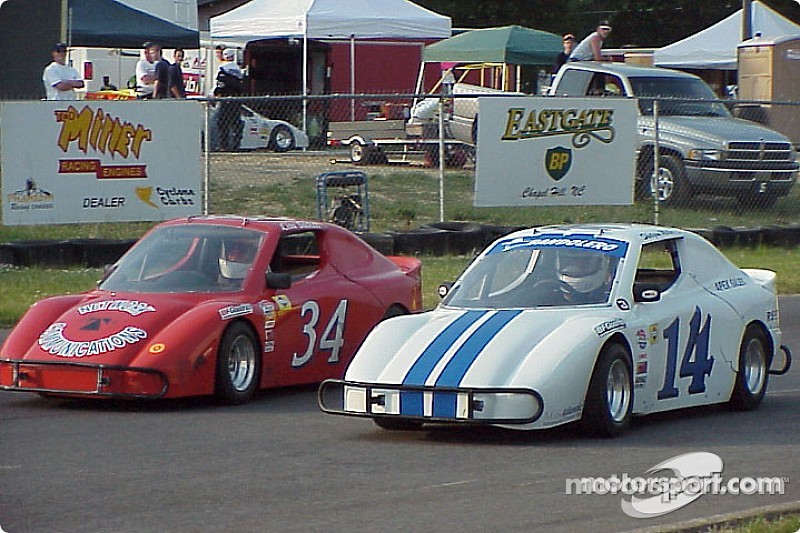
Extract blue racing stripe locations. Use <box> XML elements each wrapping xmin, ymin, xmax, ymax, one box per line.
<box><xmin>435</xmin><ymin>310</ymin><xmax>522</xmax><ymax>388</ymax></box>
<box><xmin>402</xmin><ymin>310</ymin><xmax>487</xmax><ymax>386</ymax></box>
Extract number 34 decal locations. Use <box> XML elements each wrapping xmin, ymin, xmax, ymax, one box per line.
<box><xmin>291</xmin><ymin>299</ymin><xmax>349</xmax><ymax>368</ymax></box>
<box><xmin>658</xmin><ymin>306</ymin><xmax>714</xmax><ymax>400</ymax></box>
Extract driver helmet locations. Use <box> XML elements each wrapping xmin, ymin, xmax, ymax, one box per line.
<box><xmin>556</xmin><ymin>248</ymin><xmax>611</xmax><ymax>294</ymax></box>
<box><xmin>219</xmin><ymin>238</ymin><xmax>257</xmax><ymax>280</ymax></box>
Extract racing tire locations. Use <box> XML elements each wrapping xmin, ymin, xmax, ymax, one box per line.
<box><xmin>729</xmin><ymin>325</ymin><xmax>770</xmax><ymax>411</ymax></box>
<box><xmin>647</xmin><ymin>155</ymin><xmax>690</xmax><ymax>207</ymax></box>
<box><xmin>581</xmin><ymin>343</ymin><xmax>633</xmax><ymax>438</ymax></box>
<box><xmin>373</xmin><ymin>417</ymin><xmax>423</xmax><ymax>431</ymax></box>
<box><xmin>215</xmin><ymin>322</ymin><xmax>261</xmax><ymax>405</ymax></box>
<box><xmin>270</xmin><ymin>125</ymin><xmax>296</xmax><ymax>152</ymax></box>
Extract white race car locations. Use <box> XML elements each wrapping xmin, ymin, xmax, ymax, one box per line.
<box><xmin>209</xmin><ymin>104</ymin><xmax>309</xmax><ymax>152</ymax></box>
<box><xmin>319</xmin><ymin>224</ymin><xmax>792</xmax><ymax>437</ymax></box>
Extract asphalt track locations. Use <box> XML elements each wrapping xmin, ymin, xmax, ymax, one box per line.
<box><xmin>1</xmin><ymin>296</ymin><xmax>799</xmax><ymax>533</ymax></box>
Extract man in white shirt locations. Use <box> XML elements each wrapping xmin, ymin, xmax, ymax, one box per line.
<box><xmin>135</xmin><ymin>42</ymin><xmax>157</xmax><ymax>98</ymax></box>
<box><xmin>42</xmin><ymin>42</ymin><xmax>84</xmax><ymax>100</ymax></box>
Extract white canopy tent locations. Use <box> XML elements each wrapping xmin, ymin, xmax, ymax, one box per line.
<box><xmin>211</xmin><ymin>0</ymin><xmax>452</xmax><ymax>120</ymax></box>
<box><xmin>654</xmin><ymin>1</ymin><xmax>800</xmax><ymax>70</ymax></box>
<box><xmin>210</xmin><ymin>0</ymin><xmax>452</xmax><ymax>42</ymax></box>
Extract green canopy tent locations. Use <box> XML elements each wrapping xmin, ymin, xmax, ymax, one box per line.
<box><xmin>419</xmin><ymin>25</ymin><xmax>562</xmax><ymax>92</ymax></box>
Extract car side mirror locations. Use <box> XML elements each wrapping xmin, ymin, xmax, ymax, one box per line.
<box><xmin>266</xmin><ymin>272</ymin><xmax>292</xmax><ymax>290</ymax></box>
<box><xmin>438</xmin><ymin>282</ymin><xmax>453</xmax><ymax>299</ymax></box>
<box><xmin>633</xmin><ymin>284</ymin><xmax>661</xmax><ymax>303</ymax></box>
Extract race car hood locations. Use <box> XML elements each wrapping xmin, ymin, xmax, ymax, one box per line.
<box><xmin>8</xmin><ymin>291</ymin><xmax>240</xmax><ymax>365</ymax></box>
<box><xmin>346</xmin><ymin>306</ymin><xmax>615</xmax><ymax>390</ymax></box>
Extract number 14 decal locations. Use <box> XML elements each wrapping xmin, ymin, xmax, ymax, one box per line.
<box><xmin>291</xmin><ymin>299</ymin><xmax>349</xmax><ymax>368</ymax></box>
<box><xmin>657</xmin><ymin>306</ymin><xmax>714</xmax><ymax>400</ymax></box>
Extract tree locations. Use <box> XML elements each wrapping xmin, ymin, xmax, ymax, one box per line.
<box><xmin>414</xmin><ymin>0</ymin><xmax>800</xmax><ymax>48</ymax></box>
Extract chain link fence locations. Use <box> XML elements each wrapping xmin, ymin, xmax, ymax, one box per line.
<box><xmin>203</xmin><ymin>92</ymin><xmax>800</xmax><ymax>236</ymax></box>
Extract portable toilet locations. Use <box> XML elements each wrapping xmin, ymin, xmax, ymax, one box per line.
<box><xmin>737</xmin><ymin>34</ymin><xmax>800</xmax><ymax>146</ymax></box>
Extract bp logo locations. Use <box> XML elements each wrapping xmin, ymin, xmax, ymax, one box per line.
<box><xmin>545</xmin><ymin>146</ymin><xmax>572</xmax><ymax>181</ymax></box>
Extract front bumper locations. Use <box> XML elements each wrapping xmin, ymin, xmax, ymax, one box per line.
<box><xmin>318</xmin><ymin>379</ymin><xmax>543</xmax><ymax>425</ymax></box>
<box><xmin>685</xmin><ymin>163</ymin><xmax>797</xmax><ymax>195</ymax></box>
<box><xmin>0</xmin><ymin>359</ymin><xmax>168</xmax><ymax>399</ymax></box>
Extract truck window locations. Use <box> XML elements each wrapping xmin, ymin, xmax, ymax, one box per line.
<box><xmin>552</xmin><ymin>69</ymin><xmax>594</xmax><ymax>96</ymax></box>
<box><xmin>628</xmin><ymin>77</ymin><xmax>730</xmax><ymax>117</ymax></box>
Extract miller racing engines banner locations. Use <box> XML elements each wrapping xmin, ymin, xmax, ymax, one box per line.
<box><xmin>1</xmin><ymin>100</ymin><xmax>201</xmax><ymax>225</ymax></box>
<box><xmin>475</xmin><ymin>96</ymin><xmax>637</xmax><ymax>207</ymax></box>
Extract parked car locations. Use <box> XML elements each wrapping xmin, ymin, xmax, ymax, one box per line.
<box><xmin>319</xmin><ymin>223</ymin><xmax>791</xmax><ymax>437</ymax></box>
<box><xmin>208</xmin><ymin>104</ymin><xmax>309</xmax><ymax>152</ymax></box>
<box><xmin>0</xmin><ymin>216</ymin><xmax>421</xmax><ymax>404</ymax></box>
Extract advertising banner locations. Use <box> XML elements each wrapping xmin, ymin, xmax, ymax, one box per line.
<box><xmin>1</xmin><ymin>100</ymin><xmax>202</xmax><ymax>225</ymax></box>
<box><xmin>475</xmin><ymin>96</ymin><xmax>637</xmax><ymax>207</ymax></box>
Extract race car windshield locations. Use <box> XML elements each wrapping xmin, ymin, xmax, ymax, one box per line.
<box><xmin>441</xmin><ymin>246</ymin><xmax>620</xmax><ymax>308</ymax></box>
<box><xmin>99</xmin><ymin>225</ymin><xmax>264</xmax><ymax>293</ymax></box>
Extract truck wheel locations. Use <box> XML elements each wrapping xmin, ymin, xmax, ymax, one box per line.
<box><xmin>350</xmin><ymin>142</ymin><xmax>367</xmax><ymax>163</ymax></box>
<box><xmin>649</xmin><ymin>155</ymin><xmax>690</xmax><ymax>206</ymax></box>
<box><xmin>270</xmin><ymin>125</ymin><xmax>295</xmax><ymax>152</ymax></box>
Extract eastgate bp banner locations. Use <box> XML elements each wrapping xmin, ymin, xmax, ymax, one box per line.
<box><xmin>474</xmin><ymin>96</ymin><xmax>637</xmax><ymax>207</ymax></box>
<box><xmin>1</xmin><ymin>100</ymin><xmax>202</xmax><ymax>225</ymax></box>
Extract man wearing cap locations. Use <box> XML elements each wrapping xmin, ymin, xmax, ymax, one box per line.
<box><xmin>42</xmin><ymin>42</ymin><xmax>84</xmax><ymax>100</ymax></box>
<box><xmin>553</xmin><ymin>33</ymin><xmax>575</xmax><ymax>74</ymax></box>
<box><xmin>569</xmin><ymin>21</ymin><xmax>612</xmax><ymax>62</ymax></box>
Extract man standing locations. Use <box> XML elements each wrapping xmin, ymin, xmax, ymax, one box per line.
<box><xmin>42</xmin><ymin>42</ymin><xmax>84</xmax><ymax>100</ymax></box>
<box><xmin>569</xmin><ymin>21</ymin><xmax>612</xmax><ymax>62</ymax></box>
<box><xmin>146</xmin><ymin>42</ymin><xmax>171</xmax><ymax>99</ymax></box>
<box><xmin>168</xmin><ymin>48</ymin><xmax>187</xmax><ymax>98</ymax></box>
<box><xmin>135</xmin><ymin>42</ymin><xmax>156</xmax><ymax>98</ymax></box>
<box><xmin>214</xmin><ymin>48</ymin><xmax>244</xmax><ymax>151</ymax></box>
<box><xmin>553</xmin><ymin>33</ymin><xmax>575</xmax><ymax>74</ymax></box>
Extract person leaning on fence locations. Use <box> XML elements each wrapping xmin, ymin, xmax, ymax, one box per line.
<box><xmin>42</xmin><ymin>42</ymin><xmax>84</xmax><ymax>100</ymax></box>
<box><xmin>569</xmin><ymin>21</ymin><xmax>612</xmax><ymax>62</ymax></box>
<box><xmin>214</xmin><ymin>48</ymin><xmax>244</xmax><ymax>151</ymax></box>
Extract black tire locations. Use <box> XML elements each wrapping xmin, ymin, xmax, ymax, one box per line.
<box><xmin>270</xmin><ymin>124</ymin><xmax>295</xmax><ymax>152</ymax></box>
<box><xmin>581</xmin><ymin>343</ymin><xmax>633</xmax><ymax>438</ymax></box>
<box><xmin>729</xmin><ymin>325</ymin><xmax>770</xmax><ymax>411</ymax></box>
<box><xmin>381</xmin><ymin>304</ymin><xmax>408</xmax><ymax>321</ymax></box>
<box><xmin>215</xmin><ymin>322</ymin><xmax>260</xmax><ymax>404</ymax></box>
<box><xmin>646</xmin><ymin>154</ymin><xmax>690</xmax><ymax>206</ymax></box>
<box><xmin>373</xmin><ymin>416</ymin><xmax>423</xmax><ymax>431</ymax></box>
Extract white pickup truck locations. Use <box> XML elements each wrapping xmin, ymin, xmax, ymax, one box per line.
<box><xmin>449</xmin><ymin>62</ymin><xmax>798</xmax><ymax>206</ymax></box>
<box><xmin>548</xmin><ymin>62</ymin><xmax>798</xmax><ymax>207</ymax></box>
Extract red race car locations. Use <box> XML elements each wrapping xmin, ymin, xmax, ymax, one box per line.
<box><xmin>0</xmin><ymin>216</ymin><xmax>422</xmax><ymax>404</ymax></box>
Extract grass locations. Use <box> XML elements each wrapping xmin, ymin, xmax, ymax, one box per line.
<box><xmin>709</xmin><ymin>513</ymin><xmax>800</xmax><ymax>532</ymax></box>
<box><xmin>1</xmin><ymin>158</ymin><xmax>799</xmax><ymax>326</ymax></box>
<box><xmin>1</xmin><ymin>245</ymin><xmax>797</xmax><ymax>328</ymax></box>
